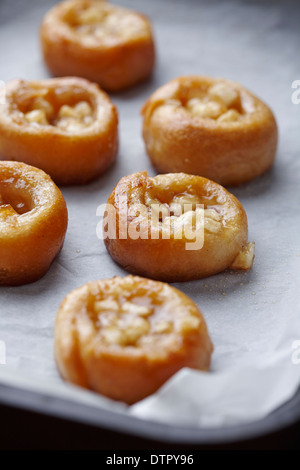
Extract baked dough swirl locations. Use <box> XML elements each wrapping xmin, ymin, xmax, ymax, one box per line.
<box><xmin>142</xmin><ymin>75</ymin><xmax>278</xmax><ymax>186</ymax></box>
<box><xmin>104</xmin><ymin>171</ymin><xmax>255</xmax><ymax>281</ymax></box>
<box><xmin>0</xmin><ymin>77</ymin><xmax>118</xmax><ymax>185</ymax></box>
<box><xmin>40</xmin><ymin>0</ymin><xmax>155</xmax><ymax>92</ymax></box>
<box><xmin>55</xmin><ymin>275</ymin><xmax>213</xmax><ymax>404</ymax></box>
<box><xmin>0</xmin><ymin>161</ymin><xmax>68</xmax><ymax>286</ymax></box>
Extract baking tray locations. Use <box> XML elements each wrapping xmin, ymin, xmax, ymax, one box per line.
<box><xmin>0</xmin><ymin>0</ymin><xmax>300</xmax><ymax>448</ymax></box>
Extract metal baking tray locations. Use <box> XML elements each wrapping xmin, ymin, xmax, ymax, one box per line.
<box><xmin>0</xmin><ymin>0</ymin><xmax>300</xmax><ymax>447</ymax></box>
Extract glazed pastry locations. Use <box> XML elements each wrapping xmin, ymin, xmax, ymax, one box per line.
<box><xmin>55</xmin><ymin>275</ymin><xmax>213</xmax><ymax>404</ymax></box>
<box><xmin>104</xmin><ymin>171</ymin><xmax>255</xmax><ymax>282</ymax></box>
<box><xmin>0</xmin><ymin>161</ymin><xmax>68</xmax><ymax>286</ymax></box>
<box><xmin>40</xmin><ymin>0</ymin><xmax>155</xmax><ymax>92</ymax></box>
<box><xmin>0</xmin><ymin>77</ymin><xmax>118</xmax><ymax>185</ymax></box>
<box><xmin>142</xmin><ymin>75</ymin><xmax>278</xmax><ymax>186</ymax></box>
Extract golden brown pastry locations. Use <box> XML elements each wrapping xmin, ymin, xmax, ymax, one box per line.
<box><xmin>104</xmin><ymin>171</ymin><xmax>255</xmax><ymax>282</ymax></box>
<box><xmin>142</xmin><ymin>75</ymin><xmax>278</xmax><ymax>186</ymax></box>
<box><xmin>0</xmin><ymin>161</ymin><xmax>68</xmax><ymax>286</ymax></box>
<box><xmin>54</xmin><ymin>275</ymin><xmax>213</xmax><ymax>404</ymax></box>
<box><xmin>0</xmin><ymin>77</ymin><xmax>118</xmax><ymax>185</ymax></box>
<box><xmin>40</xmin><ymin>0</ymin><xmax>155</xmax><ymax>92</ymax></box>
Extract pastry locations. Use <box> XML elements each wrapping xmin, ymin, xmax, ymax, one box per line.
<box><xmin>40</xmin><ymin>0</ymin><xmax>155</xmax><ymax>92</ymax></box>
<box><xmin>54</xmin><ymin>275</ymin><xmax>213</xmax><ymax>404</ymax></box>
<box><xmin>0</xmin><ymin>77</ymin><xmax>118</xmax><ymax>185</ymax></box>
<box><xmin>142</xmin><ymin>75</ymin><xmax>278</xmax><ymax>186</ymax></box>
<box><xmin>0</xmin><ymin>161</ymin><xmax>68</xmax><ymax>285</ymax></box>
<box><xmin>103</xmin><ymin>171</ymin><xmax>255</xmax><ymax>281</ymax></box>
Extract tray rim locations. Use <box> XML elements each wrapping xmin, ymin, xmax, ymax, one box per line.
<box><xmin>0</xmin><ymin>379</ymin><xmax>299</xmax><ymax>445</ymax></box>
<box><xmin>1</xmin><ymin>0</ymin><xmax>300</xmax><ymax>448</ymax></box>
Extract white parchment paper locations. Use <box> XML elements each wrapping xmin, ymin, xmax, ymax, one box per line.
<box><xmin>0</xmin><ymin>0</ymin><xmax>300</xmax><ymax>429</ymax></box>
